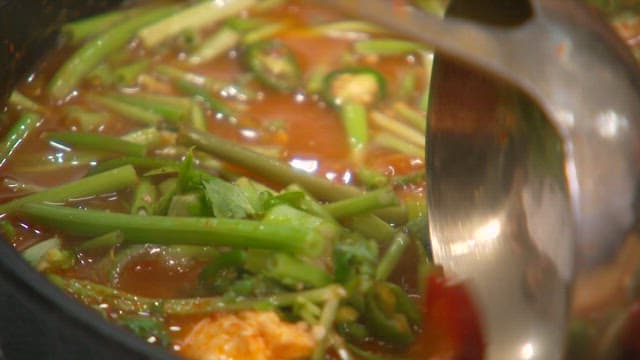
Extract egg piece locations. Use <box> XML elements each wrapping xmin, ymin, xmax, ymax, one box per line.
<box><xmin>179</xmin><ymin>310</ymin><xmax>315</xmax><ymax>360</ymax></box>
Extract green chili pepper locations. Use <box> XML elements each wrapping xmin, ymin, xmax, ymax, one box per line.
<box><xmin>244</xmin><ymin>40</ymin><xmax>301</xmax><ymax>92</ymax></box>
<box><xmin>365</xmin><ymin>281</ymin><xmax>420</xmax><ymax>348</ymax></box>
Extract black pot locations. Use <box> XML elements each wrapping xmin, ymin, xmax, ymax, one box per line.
<box><xmin>0</xmin><ymin>1</ymin><xmax>178</xmax><ymax>359</ymax></box>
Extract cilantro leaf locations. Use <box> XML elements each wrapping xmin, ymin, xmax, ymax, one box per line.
<box><xmin>202</xmin><ymin>177</ymin><xmax>255</xmax><ymax>219</ymax></box>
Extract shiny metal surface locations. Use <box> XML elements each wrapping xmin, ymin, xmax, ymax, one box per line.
<box><xmin>317</xmin><ymin>0</ymin><xmax>640</xmax><ymax>359</ymax></box>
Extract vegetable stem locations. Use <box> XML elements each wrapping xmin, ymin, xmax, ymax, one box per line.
<box><xmin>393</xmin><ymin>101</ymin><xmax>426</xmax><ymax>132</ymax></box>
<box><xmin>19</xmin><ymin>204</ymin><xmax>327</xmax><ymax>257</ymax></box>
<box><xmin>137</xmin><ymin>0</ymin><xmax>256</xmax><ymax>48</ymax></box>
<box><xmin>189</xmin><ymin>26</ymin><xmax>240</xmax><ymax>65</ymax></box>
<box><xmin>312</xmin><ymin>296</ymin><xmax>342</xmax><ymax>360</ymax></box>
<box><xmin>9</xmin><ymin>91</ymin><xmax>45</xmax><ymax>113</ymax></box>
<box><xmin>246</xmin><ymin>250</ymin><xmax>332</xmax><ymax>288</ymax></box>
<box><xmin>0</xmin><ymin>165</ymin><xmax>139</xmax><ymax>214</ymax></box>
<box><xmin>373</xmin><ymin>132</ymin><xmax>425</xmax><ymax>159</ymax></box>
<box><xmin>155</xmin><ymin>65</ymin><xmax>226</xmax><ymax>92</ymax></box>
<box><xmin>370</xmin><ymin>111</ymin><xmax>425</xmax><ymax>147</ymax></box>
<box><xmin>177</xmin><ymin>80</ymin><xmax>232</xmax><ymax>118</ymax></box>
<box><xmin>49</xmin><ymin>5</ymin><xmax>177</xmax><ymax>100</ymax></box>
<box><xmin>354</xmin><ymin>38</ymin><xmax>427</xmax><ymax>56</ymax></box>
<box><xmin>88</xmin><ymin>156</ymin><xmax>180</xmax><ymax>176</ymax></box>
<box><xmin>111</xmin><ymin>93</ymin><xmax>192</xmax><ymax>125</ymax></box>
<box><xmin>61</xmin><ymin>7</ymin><xmax>141</xmax><ymax>44</ymax></box>
<box><xmin>0</xmin><ymin>112</ymin><xmax>42</xmax><ymax>167</ymax></box>
<box><xmin>48</xmin><ymin>131</ymin><xmax>147</xmax><ymax>157</ymax></box>
<box><xmin>179</xmin><ymin>126</ymin><xmax>363</xmax><ymax>202</ymax></box>
<box><xmin>375</xmin><ymin>232</ymin><xmax>410</xmax><ymax>280</ymax></box>
<box><xmin>131</xmin><ymin>180</ymin><xmax>158</xmax><ymax>215</ymax></box>
<box><xmin>340</xmin><ymin>102</ymin><xmax>369</xmax><ymax>151</ymax></box>
<box><xmin>313</xmin><ymin>21</ymin><xmax>386</xmax><ymax>36</ymax></box>
<box><xmin>323</xmin><ymin>187</ymin><xmax>399</xmax><ymax>219</ymax></box>
<box><xmin>87</xmin><ymin>95</ymin><xmax>163</xmax><ymax>126</ymax></box>
<box><xmin>77</xmin><ymin>231</ymin><xmax>124</xmax><ymax>251</ymax></box>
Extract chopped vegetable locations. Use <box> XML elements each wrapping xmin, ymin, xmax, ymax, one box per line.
<box><xmin>137</xmin><ymin>0</ymin><xmax>256</xmax><ymax>48</ymax></box>
<box><xmin>0</xmin><ymin>112</ymin><xmax>42</xmax><ymax>167</ymax></box>
<box><xmin>324</xmin><ymin>67</ymin><xmax>387</xmax><ymax>108</ymax></box>
<box><xmin>48</xmin><ymin>5</ymin><xmax>178</xmax><ymax>100</ymax></box>
<box><xmin>244</xmin><ymin>40</ymin><xmax>302</xmax><ymax>92</ymax></box>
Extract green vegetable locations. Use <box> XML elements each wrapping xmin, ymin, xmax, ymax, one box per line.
<box><xmin>324</xmin><ymin>187</ymin><xmax>399</xmax><ymax>219</ymax></box>
<box><xmin>370</xmin><ymin>111</ymin><xmax>425</xmax><ymax>147</ymax></box>
<box><xmin>111</xmin><ymin>93</ymin><xmax>192</xmax><ymax>125</ymax></box>
<box><xmin>61</xmin><ymin>7</ymin><xmax>144</xmax><ymax>44</ymax></box>
<box><xmin>0</xmin><ymin>165</ymin><xmax>139</xmax><ymax>214</ymax></box>
<box><xmin>48</xmin><ymin>5</ymin><xmax>177</xmax><ymax>100</ymax></box>
<box><xmin>167</xmin><ymin>193</ymin><xmax>208</xmax><ymax>217</ymax></box>
<box><xmin>155</xmin><ymin>65</ymin><xmax>227</xmax><ymax>93</ymax></box>
<box><xmin>64</xmin><ymin>106</ymin><xmax>109</xmax><ymax>131</ymax></box>
<box><xmin>88</xmin><ymin>95</ymin><xmax>162</xmax><ymax>126</ymax></box>
<box><xmin>354</xmin><ymin>38</ymin><xmax>427</xmax><ymax>56</ymax></box>
<box><xmin>131</xmin><ymin>180</ymin><xmax>158</xmax><ymax>215</ymax></box>
<box><xmin>311</xmin><ymin>296</ymin><xmax>342</xmax><ymax>360</ymax></box>
<box><xmin>246</xmin><ymin>250</ymin><xmax>332</xmax><ymax>288</ymax></box>
<box><xmin>242</xmin><ymin>21</ymin><xmax>289</xmax><ymax>44</ymax></box>
<box><xmin>77</xmin><ymin>231</ymin><xmax>124</xmax><ymax>251</ymax></box>
<box><xmin>176</xmin><ymin>80</ymin><xmax>233</xmax><ymax>118</ymax></box>
<box><xmin>22</xmin><ymin>237</ymin><xmax>62</xmax><ymax>267</ymax></box>
<box><xmin>137</xmin><ymin>0</ymin><xmax>256</xmax><ymax>48</ymax></box>
<box><xmin>202</xmin><ymin>177</ymin><xmax>255</xmax><ymax>219</ymax></box>
<box><xmin>199</xmin><ymin>249</ymin><xmax>246</xmax><ymax>293</ymax></box>
<box><xmin>47</xmin><ymin>131</ymin><xmax>147</xmax><ymax>157</ymax></box>
<box><xmin>375</xmin><ymin>232</ymin><xmax>410</xmax><ymax>280</ymax></box>
<box><xmin>393</xmin><ymin>101</ymin><xmax>426</xmax><ymax>132</ymax></box>
<box><xmin>179</xmin><ymin>126</ymin><xmax>364</xmax><ymax>202</ymax></box>
<box><xmin>343</xmin><ymin>214</ymin><xmax>397</xmax><ymax>243</ymax></box>
<box><xmin>121</xmin><ymin>127</ymin><xmax>170</xmax><ymax>147</ymax></box>
<box><xmin>312</xmin><ymin>21</ymin><xmax>387</xmax><ymax>36</ymax></box>
<box><xmin>189</xmin><ymin>26</ymin><xmax>241</xmax><ymax>65</ymax></box>
<box><xmin>374</xmin><ymin>132</ymin><xmax>425</xmax><ymax>159</ymax></box>
<box><xmin>19</xmin><ymin>203</ymin><xmax>328</xmax><ymax>257</ymax></box>
<box><xmin>340</xmin><ymin>102</ymin><xmax>369</xmax><ymax>151</ymax></box>
<box><xmin>263</xmin><ymin>204</ymin><xmax>341</xmax><ymax>245</ymax></box>
<box><xmin>0</xmin><ymin>112</ymin><xmax>42</xmax><ymax>167</ymax></box>
<box><xmin>244</xmin><ymin>40</ymin><xmax>301</xmax><ymax>91</ymax></box>
<box><xmin>365</xmin><ymin>282</ymin><xmax>420</xmax><ymax>347</ymax></box>
<box><xmin>88</xmin><ymin>156</ymin><xmax>180</xmax><ymax>176</ymax></box>
<box><xmin>356</xmin><ymin>167</ymin><xmax>388</xmax><ymax>189</ymax></box>
<box><xmin>9</xmin><ymin>91</ymin><xmax>45</xmax><ymax>113</ymax></box>
<box><xmin>0</xmin><ymin>220</ymin><xmax>17</xmax><ymax>240</ymax></box>
<box><xmin>113</xmin><ymin>59</ymin><xmax>150</xmax><ymax>85</ymax></box>
<box><xmin>414</xmin><ymin>0</ymin><xmax>447</xmax><ymax>15</ymax></box>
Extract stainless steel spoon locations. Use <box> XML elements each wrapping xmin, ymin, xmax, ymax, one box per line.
<box><xmin>316</xmin><ymin>0</ymin><xmax>640</xmax><ymax>359</ymax></box>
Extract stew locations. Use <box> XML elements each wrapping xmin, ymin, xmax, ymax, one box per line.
<box><xmin>0</xmin><ymin>1</ymin><xmax>469</xmax><ymax>359</ymax></box>
<box><xmin>2</xmin><ymin>0</ymin><xmax>639</xmax><ymax>359</ymax></box>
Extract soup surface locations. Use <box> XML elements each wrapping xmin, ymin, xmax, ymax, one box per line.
<box><xmin>2</xmin><ymin>0</ymin><xmax>640</xmax><ymax>359</ymax></box>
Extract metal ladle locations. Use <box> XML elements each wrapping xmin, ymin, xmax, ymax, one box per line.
<box><xmin>316</xmin><ymin>0</ymin><xmax>640</xmax><ymax>358</ymax></box>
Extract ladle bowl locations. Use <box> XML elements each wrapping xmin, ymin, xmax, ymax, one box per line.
<box><xmin>317</xmin><ymin>0</ymin><xmax>640</xmax><ymax>358</ymax></box>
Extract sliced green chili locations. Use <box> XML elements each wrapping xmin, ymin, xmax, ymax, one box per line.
<box><xmin>244</xmin><ymin>40</ymin><xmax>301</xmax><ymax>92</ymax></box>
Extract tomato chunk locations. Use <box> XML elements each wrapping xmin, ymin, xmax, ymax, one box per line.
<box><xmin>412</xmin><ymin>274</ymin><xmax>485</xmax><ymax>359</ymax></box>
